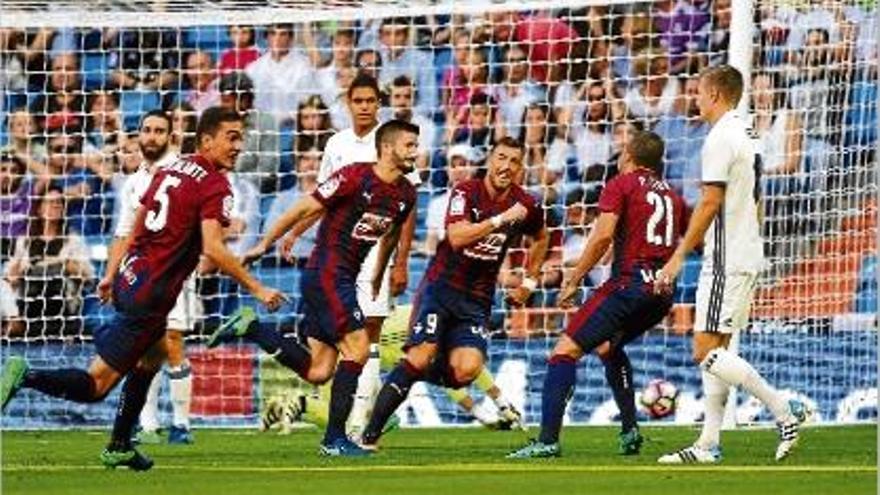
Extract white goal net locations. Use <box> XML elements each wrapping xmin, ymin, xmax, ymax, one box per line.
<box><xmin>0</xmin><ymin>0</ymin><xmax>876</xmax><ymax>429</ymax></box>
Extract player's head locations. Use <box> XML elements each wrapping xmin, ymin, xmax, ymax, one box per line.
<box><xmin>196</xmin><ymin>106</ymin><xmax>243</xmax><ymax>170</ymax></box>
<box><xmin>138</xmin><ymin>110</ymin><xmax>172</xmax><ymax>163</ymax></box>
<box><xmin>620</xmin><ymin>130</ymin><xmax>665</xmax><ymax>176</ymax></box>
<box><xmin>347</xmin><ymin>73</ymin><xmax>381</xmax><ymax>131</ymax></box>
<box><xmin>697</xmin><ymin>64</ymin><xmax>744</xmax><ymax>120</ymax></box>
<box><xmin>486</xmin><ymin>137</ymin><xmax>525</xmax><ymax>192</ymax></box>
<box><xmin>375</xmin><ymin>119</ymin><xmax>419</xmax><ymax>173</ymax></box>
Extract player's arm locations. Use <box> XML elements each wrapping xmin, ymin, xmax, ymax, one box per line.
<box><xmin>557</xmin><ymin>212</ymin><xmax>618</xmax><ymax>308</ymax></box>
<box><xmin>202</xmin><ymin>219</ymin><xmax>284</xmax><ymax>311</ymax></box>
<box><xmin>372</xmin><ymin>222</ymin><xmax>404</xmax><ymax>300</ymax></box>
<box><xmin>244</xmin><ymin>195</ymin><xmax>325</xmax><ymax>265</ymax></box>
<box><xmin>97</xmin><ymin>206</ymin><xmax>147</xmax><ymax>303</ymax></box>
<box><xmin>279</xmin><ymin>208</ymin><xmax>323</xmax><ymax>261</ymax></box>
<box><xmin>506</xmin><ymin>225</ymin><xmax>551</xmax><ymax>307</ymax></box>
<box><xmin>389</xmin><ymin>208</ymin><xmax>416</xmax><ymax>296</ymax></box>
<box><xmin>655</xmin><ymin>183</ymin><xmax>725</xmax><ymax>294</ymax></box>
<box><xmin>446</xmin><ymin>202</ymin><xmax>528</xmax><ymax>250</ymax></box>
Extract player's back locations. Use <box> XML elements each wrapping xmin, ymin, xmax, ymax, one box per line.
<box><xmin>119</xmin><ymin>155</ymin><xmax>231</xmax><ymax>315</ymax></box>
<box><xmin>601</xmin><ymin>169</ymin><xmax>687</xmax><ymax>284</ymax></box>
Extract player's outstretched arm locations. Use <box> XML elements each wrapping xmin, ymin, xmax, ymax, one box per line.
<box><xmin>558</xmin><ymin>212</ymin><xmax>618</xmax><ymax>308</ymax></box>
<box><xmin>202</xmin><ymin>219</ymin><xmax>285</xmax><ymax>312</ymax></box>
<box><xmin>97</xmin><ymin>206</ymin><xmax>146</xmax><ymax>303</ymax></box>
<box><xmin>243</xmin><ymin>195</ymin><xmax>325</xmax><ymax>265</ymax></box>
<box><xmin>447</xmin><ymin>202</ymin><xmax>528</xmax><ymax>250</ymax></box>
<box><xmin>506</xmin><ymin>225</ymin><xmax>551</xmax><ymax>307</ymax></box>
<box><xmin>278</xmin><ymin>209</ymin><xmax>323</xmax><ymax>262</ymax></box>
<box><xmin>655</xmin><ymin>183</ymin><xmax>724</xmax><ymax>294</ymax></box>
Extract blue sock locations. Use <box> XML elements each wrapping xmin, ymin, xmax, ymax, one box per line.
<box><xmin>248</xmin><ymin>327</ymin><xmax>311</xmax><ymax>376</ymax></box>
<box><xmin>23</xmin><ymin>368</ymin><xmax>100</xmax><ymax>403</ymax></box>
<box><xmin>603</xmin><ymin>350</ymin><xmax>637</xmax><ymax>433</ymax></box>
<box><xmin>361</xmin><ymin>360</ymin><xmax>422</xmax><ymax>445</ymax></box>
<box><xmin>323</xmin><ymin>360</ymin><xmax>363</xmax><ymax>444</ymax></box>
<box><xmin>109</xmin><ymin>368</ymin><xmax>157</xmax><ymax>450</ymax></box>
<box><xmin>538</xmin><ymin>355</ymin><xmax>577</xmax><ymax>445</ymax></box>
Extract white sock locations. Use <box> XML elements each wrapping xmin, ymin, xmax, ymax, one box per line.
<box><xmin>695</xmin><ymin>370</ymin><xmax>727</xmax><ymax>450</ymax></box>
<box><xmin>139</xmin><ymin>371</ymin><xmax>163</xmax><ymax>432</ymax></box>
<box><xmin>702</xmin><ymin>348</ymin><xmax>788</xmax><ymax>419</ymax></box>
<box><xmin>168</xmin><ymin>361</ymin><xmax>193</xmax><ymax>429</ymax></box>
<box><xmin>492</xmin><ymin>394</ymin><xmax>510</xmax><ymax>410</ymax></box>
<box><xmin>349</xmin><ymin>344</ymin><xmax>381</xmax><ymax>432</ymax></box>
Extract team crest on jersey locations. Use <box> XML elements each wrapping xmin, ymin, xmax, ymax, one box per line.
<box><xmin>352</xmin><ymin>212</ymin><xmax>393</xmax><ymax>242</ymax></box>
<box><xmin>318</xmin><ymin>176</ymin><xmax>341</xmax><ymax>198</ymax></box>
<box><xmin>450</xmin><ymin>190</ymin><xmax>466</xmax><ymax>216</ymax></box>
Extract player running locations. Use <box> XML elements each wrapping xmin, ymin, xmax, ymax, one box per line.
<box><xmin>97</xmin><ymin>110</ymin><xmax>199</xmax><ymax>445</ymax></box>
<box><xmin>654</xmin><ymin>65</ymin><xmax>809</xmax><ymax>464</ymax></box>
<box><xmin>0</xmin><ymin>107</ymin><xmax>285</xmax><ymax>470</ymax></box>
<box><xmin>209</xmin><ymin>120</ymin><xmax>419</xmax><ymax>457</ymax></box>
<box><xmin>507</xmin><ymin>130</ymin><xmax>687</xmax><ymax>459</ymax></box>
<box><xmin>358</xmin><ymin>137</ymin><xmax>550</xmax><ymax>450</ymax></box>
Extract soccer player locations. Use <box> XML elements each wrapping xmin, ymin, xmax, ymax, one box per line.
<box><xmin>0</xmin><ymin>107</ymin><xmax>285</xmax><ymax>470</ymax></box>
<box><xmin>97</xmin><ymin>110</ymin><xmax>199</xmax><ymax>445</ymax></box>
<box><xmin>654</xmin><ymin>65</ymin><xmax>808</xmax><ymax>464</ymax></box>
<box><xmin>211</xmin><ymin>119</ymin><xmax>419</xmax><ymax>456</ymax></box>
<box><xmin>507</xmin><ymin>130</ymin><xmax>687</xmax><ymax>458</ymax></box>
<box><xmin>359</xmin><ymin>137</ymin><xmax>550</xmax><ymax>450</ymax></box>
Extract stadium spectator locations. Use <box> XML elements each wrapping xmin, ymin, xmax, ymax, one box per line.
<box><xmin>447</xmin><ymin>92</ymin><xmax>498</xmax><ymax>160</ymax></box>
<box><xmin>444</xmin><ymin>45</ymin><xmax>489</xmax><ymax>127</ymax></box>
<box><xmin>246</xmin><ymin>23</ymin><xmax>312</xmax><ymax>125</ymax></box>
<box><xmin>299</xmin><ymin>29</ymin><xmax>357</xmax><ymax>111</ymax></box>
<box><xmin>30</xmin><ymin>52</ymin><xmax>86</xmax><ymax>134</ymax></box>
<box><xmin>218</xmin><ymin>25</ymin><xmax>260</xmax><ymax>75</ymax></box>
<box><xmin>44</xmin><ymin>132</ymin><xmax>108</xmax><ymax>235</ymax></box>
<box><xmin>109</xmin><ymin>134</ymin><xmax>142</xmax><ymax>233</ymax></box>
<box><xmin>610</xmin><ymin>8</ymin><xmax>653</xmax><ymax>85</ymax></box>
<box><xmin>651</xmin><ymin>0</ymin><xmax>711</xmax><ymax>75</ymax></box>
<box><xmin>4</xmin><ymin>109</ymin><xmax>48</xmax><ymax>176</ymax></box>
<box><xmin>105</xmin><ymin>27</ymin><xmax>180</xmax><ymax>90</ymax></box>
<box><xmin>521</xmin><ymin>103</ymin><xmax>564</xmax><ymax>205</ymax></box>
<box><xmin>383</xmin><ymin>75</ymin><xmax>436</xmax><ymax>174</ymax></box>
<box><xmin>354</xmin><ymin>48</ymin><xmax>382</xmax><ymax>80</ymax></box>
<box><xmin>295</xmin><ymin>94</ymin><xmax>334</xmax><ymax>143</ymax></box>
<box><xmin>4</xmin><ymin>186</ymin><xmax>95</xmax><ymax>337</ymax></box>
<box><xmin>0</xmin><ymin>151</ymin><xmax>35</xmax><ymax>261</ymax></box>
<box><xmin>168</xmin><ymin>102</ymin><xmax>198</xmax><ymax>155</ymax></box>
<box><xmin>218</xmin><ymin>71</ymin><xmax>280</xmax><ymax>192</ymax></box>
<box><xmin>424</xmin><ymin>144</ymin><xmax>477</xmax><ymax>255</ymax></box>
<box><xmin>264</xmin><ymin>138</ymin><xmax>322</xmax><ymax>263</ymax></box>
<box><xmin>482</xmin><ymin>10</ymin><xmax>576</xmax><ymax>84</ymax></box>
<box><xmin>181</xmin><ymin>50</ymin><xmax>220</xmax><ymax>114</ymax></box>
<box><xmin>789</xmin><ymin>28</ymin><xmax>835</xmax><ymax>176</ymax></box>
<box><xmin>491</xmin><ymin>45</ymin><xmax>545</xmax><ymax>140</ymax></box>
<box><xmin>440</xmin><ymin>28</ymin><xmax>472</xmax><ymax>111</ymax></box>
<box><xmin>551</xmin><ymin>81</ymin><xmax>614</xmax><ymax>190</ymax></box>
<box><xmin>84</xmin><ymin>90</ymin><xmax>126</xmax><ymax>153</ymax></box>
<box><xmin>652</xmin><ymin>74</ymin><xmax>708</xmax><ymax>207</ymax></box>
<box><xmin>709</xmin><ymin>0</ymin><xmax>733</xmax><ymax>66</ymax></box>
<box><xmin>0</xmin><ymin>28</ymin><xmax>28</xmax><ymax>94</ymax></box>
<box><xmin>376</xmin><ymin>17</ymin><xmax>438</xmax><ymax>118</ymax></box>
<box><xmin>624</xmin><ymin>47</ymin><xmax>680</xmax><ymax>123</ymax></box>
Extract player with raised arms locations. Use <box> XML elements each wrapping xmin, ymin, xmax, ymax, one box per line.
<box><xmin>507</xmin><ymin>130</ymin><xmax>687</xmax><ymax>458</ymax></box>
<box><xmin>358</xmin><ymin>137</ymin><xmax>550</xmax><ymax>450</ymax></box>
<box><xmin>0</xmin><ymin>106</ymin><xmax>286</xmax><ymax>470</ymax></box>
<box><xmin>654</xmin><ymin>65</ymin><xmax>808</xmax><ymax>464</ymax></box>
<box><xmin>210</xmin><ymin>119</ymin><xmax>419</xmax><ymax>457</ymax></box>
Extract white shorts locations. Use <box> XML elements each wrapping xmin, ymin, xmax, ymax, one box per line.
<box><xmin>694</xmin><ymin>270</ymin><xmax>757</xmax><ymax>334</ymax></box>
<box><xmin>355</xmin><ymin>243</ymin><xmax>393</xmax><ymax>318</ymax></box>
<box><xmin>167</xmin><ymin>275</ymin><xmax>202</xmax><ymax>332</ymax></box>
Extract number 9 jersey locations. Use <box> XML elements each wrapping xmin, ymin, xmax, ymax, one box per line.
<box><xmin>117</xmin><ymin>155</ymin><xmax>232</xmax><ymax>316</ymax></box>
<box><xmin>599</xmin><ymin>168</ymin><xmax>688</xmax><ymax>285</ymax></box>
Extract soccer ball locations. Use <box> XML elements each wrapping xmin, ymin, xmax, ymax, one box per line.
<box><xmin>639</xmin><ymin>379</ymin><xmax>679</xmax><ymax>419</ymax></box>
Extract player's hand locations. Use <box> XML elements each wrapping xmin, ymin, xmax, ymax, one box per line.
<box><xmin>242</xmin><ymin>241</ymin><xmax>268</xmax><ymax>266</ymax></box>
<box><xmin>96</xmin><ymin>276</ymin><xmax>113</xmax><ymax>305</ymax></box>
<box><xmin>279</xmin><ymin>232</ymin><xmax>298</xmax><ymax>263</ymax></box>
<box><xmin>557</xmin><ymin>282</ymin><xmax>579</xmax><ymax>309</ymax></box>
<box><xmin>654</xmin><ymin>257</ymin><xmax>682</xmax><ymax>296</ymax></box>
<box><xmin>500</xmin><ymin>202</ymin><xmax>529</xmax><ymax>226</ymax></box>
<box><xmin>256</xmin><ymin>286</ymin><xmax>286</xmax><ymax>313</ymax></box>
<box><xmin>390</xmin><ymin>264</ymin><xmax>408</xmax><ymax>297</ymax></box>
<box><xmin>505</xmin><ymin>285</ymin><xmax>532</xmax><ymax>308</ymax></box>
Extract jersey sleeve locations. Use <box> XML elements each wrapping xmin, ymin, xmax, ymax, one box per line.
<box><xmin>444</xmin><ymin>183</ymin><xmax>472</xmax><ymax>227</ymax></box>
<box><xmin>701</xmin><ymin>133</ymin><xmax>734</xmax><ymax>183</ymax></box>
<box><xmin>520</xmin><ymin>194</ymin><xmax>545</xmax><ymax>237</ymax></box>
<box><xmin>114</xmin><ymin>175</ymin><xmax>138</xmax><ymax>237</ymax></box>
<box><xmin>316</xmin><ymin>135</ymin><xmax>337</xmax><ymax>183</ymax></box>
<box><xmin>597</xmin><ymin>177</ymin><xmax>625</xmax><ymax>215</ymax></box>
<box><xmin>200</xmin><ymin>177</ymin><xmax>233</xmax><ymax>227</ymax></box>
<box><xmin>311</xmin><ymin>166</ymin><xmax>359</xmax><ymax>208</ymax></box>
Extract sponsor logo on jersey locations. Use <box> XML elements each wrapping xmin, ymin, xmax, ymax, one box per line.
<box><xmin>463</xmin><ymin>232</ymin><xmax>508</xmax><ymax>261</ymax></box>
<box><xmin>318</xmin><ymin>176</ymin><xmax>341</xmax><ymax>198</ymax></box>
<box><xmin>352</xmin><ymin>212</ymin><xmax>394</xmax><ymax>242</ymax></box>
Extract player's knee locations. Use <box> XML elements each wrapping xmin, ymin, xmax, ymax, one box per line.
<box><xmin>306</xmin><ymin>365</ymin><xmax>335</xmax><ymax>385</ymax></box>
<box><xmin>405</xmin><ymin>345</ymin><xmax>436</xmax><ymax>372</ymax></box>
<box><xmin>88</xmin><ymin>374</ymin><xmax>115</xmax><ymax>401</ymax></box>
<box><xmin>553</xmin><ymin>335</ymin><xmax>584</xmax><ymax>361</ymax></box>
<box><xmin>449</xmin><ymin>361</ymin><xmax>481</xmax><ymax>387</ymax></box>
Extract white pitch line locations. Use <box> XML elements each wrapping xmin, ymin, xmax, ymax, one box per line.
<box><xmin>2</xmin><ymin>464</ymin><xmax>876</xmax><ymax>474</ymax></box>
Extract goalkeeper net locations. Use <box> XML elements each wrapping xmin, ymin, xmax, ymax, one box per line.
<box><xmin>0</xmin><ymin>0</ymin><xmax>876</xmax><ymax>429</ymax></box>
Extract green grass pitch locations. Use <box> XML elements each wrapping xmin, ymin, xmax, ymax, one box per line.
<box><xmin>2</xmin><ymin>425</ymin><xmax>875</xmax><ymax>495</ymax></box>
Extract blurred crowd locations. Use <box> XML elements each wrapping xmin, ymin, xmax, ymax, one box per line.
<box><xmin>1</xmin><ymin>0</ymin><xmax>876</xmax><ymax>339</ymax></box>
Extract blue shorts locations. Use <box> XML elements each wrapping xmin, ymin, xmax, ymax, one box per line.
<box><xmin>299</xmin><ymin>269</ymin><xmax>365</xmax><ymax>346</ymax></box>
<box><xmin>405</xmin><ymin>280</ymin><xmax>491</xmax><ymax>355</ymax></box>
<box><xmin>94</xmin><ymin>310</ymin><xmax>166</xmax><ymax>374</ymax></box>
<box><xmin>565</xmin><ymin>280</ymin><xmax>672</xmax><ymax>352</ymax></box>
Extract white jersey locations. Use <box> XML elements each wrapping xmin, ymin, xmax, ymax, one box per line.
<box><xmin>701</xmin><ymin>111</ymin><xmax>764</xmax><ymax>274</ymax></box>
<box><xmin>114</xmin><ymin>153</ymin><xmax>179</xmax><ymax>237</ymax></box>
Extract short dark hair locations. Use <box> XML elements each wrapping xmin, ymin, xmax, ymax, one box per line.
<box><xmin>348</xmin><ymin>73</ymin><xmax>381</xmax><ymax>99</ymax></box>
<box><xmin>0</xmin><ymin>150</ymin><xmax>26</xmax><ymax>173</ymax></box>
<box><xmin>627</xmin><ymin>130</ymin><xmax>665</xmax><ymax>174</ymax></box>
<box><xmin>139</xmin><ymin>109</ymin><xmax>172</xmax><ymax>132</ymax></box>
<box><xmin>493</xmin><ymin>136</ymin><xmax>525</xmax><ymax>155</ymax></box>
<box><xmin>375</xmin><ymin>119</ymin><xmax>420</xmax><ymax>156</ymax></box>
<box><xmin>335</xmin><ymin>28</ymin><xmax>356</xmax><ymax>41</ymax></box>
<box><xmin>196</xmin><ymin>106</ymin><xmax>242</xmax><ymax>143</ymax></box>
<box><xmin>700</xmin><ymin>64</ymin><xmax>744</xmax><ymax>106</ymax></box>
<box><xmin>391</xmin><ymin>75</ymin><xmax>413</xmax><ymax>88</ymax></box>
